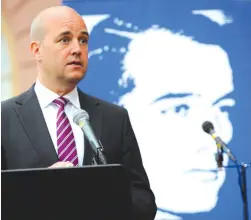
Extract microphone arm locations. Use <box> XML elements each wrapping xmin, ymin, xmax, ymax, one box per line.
<box><xmin>91</xmin><ymin>140</ymin><xmax>107</xmax><ymax>165</ymax></box>
<box><xmin>211</xmin><ymin>133</ymin><xmax>237</xmax><ymax>164</ymax></box>
<box><xmin>202</xmin><ymin>121</ymin><xmax>237</xmax><ymax>164</ymax></box>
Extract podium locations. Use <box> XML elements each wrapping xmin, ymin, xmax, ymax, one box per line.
<box><xmin>1</xmin><ymin>164</ymin><xmax>131</xmax><ymax>220</ymax></box>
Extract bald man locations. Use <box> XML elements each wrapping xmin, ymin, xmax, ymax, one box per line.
<box><xmin>1</xmin><ymin>6</ymin><xmax>156</xmax><ymax>220</ymax></box>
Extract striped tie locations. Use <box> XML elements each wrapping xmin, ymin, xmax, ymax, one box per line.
<box><xmin>53</xmin><ymin>97</ymin><xmax>79</xmax><ymax>166</ymax></box>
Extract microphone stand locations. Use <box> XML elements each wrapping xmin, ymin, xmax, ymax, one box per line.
<box><xmin>224</xmin><ymin>159</ymin><xmax>250</xmax><ymax>220</ymax></box>
<box><xmin>240</xmin><ymin>163</ymin><xmax>249</xmax><ymax>220</ymax></box>
<box><xmin>216</xmin><ymin>140</ymin><xmax>249</xmax><ymax>220</ymax></box>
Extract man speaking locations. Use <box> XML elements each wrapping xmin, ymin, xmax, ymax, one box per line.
<box><xmin>1</xmin><ymin>5</ymin><xmax>156</xmax><ymax>220</ymax></box>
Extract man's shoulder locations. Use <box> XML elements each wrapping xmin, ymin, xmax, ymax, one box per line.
<box><xmin>2</xmin><ymin>95</ymin><xmax>20</xmax><ymax>110</ymax></box>
<box><xmin>78</xmin><ymin>90</ymin><xmax>127</xmax><ymax>115</ymax></box>
<box><xmin>1</xmin><ymin>87</ymin><xmax>34</xmax><ymax>112</ymax></box>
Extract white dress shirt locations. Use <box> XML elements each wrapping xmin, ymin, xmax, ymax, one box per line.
<box><xmin>34</xmin><ymin>80</ymin><xmax>85</xmax><ymax>165</ymax></box>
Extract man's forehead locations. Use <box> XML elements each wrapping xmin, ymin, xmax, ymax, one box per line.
<box><xmin>58</xmin><ymin>19</ymin><xmax>86</xmax><ymax>27</ymax></box>
<box><xmin>43</xmin><ymin>12</ymin><xmax>87</xmax><ymax>32</ymax></box>
<box><xmin>51</xmin><ymin>19</ymin><xmax>87</xmax><ymax>29</ymax></box>
<box><xmin>47</xmin><ymin>21</ymin><xmax>88</xmax><ymax>37</ymax></box>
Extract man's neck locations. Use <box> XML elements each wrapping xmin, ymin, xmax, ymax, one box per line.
<box><xmin>37</xmin><ymin>77</ymin><xmax>76</xmax><ymax>96</ymax></box>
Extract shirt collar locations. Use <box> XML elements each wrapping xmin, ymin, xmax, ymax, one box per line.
<box><xmin>34</xmin><ymin>79</ymin><xmax>80</xmax><ymax>109</ymax></box>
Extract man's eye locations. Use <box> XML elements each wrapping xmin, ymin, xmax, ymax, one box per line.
<box><xmin>80</xmin><ymin>38</ymin><xmax>88</xmax><ymax>44</ymax></box>
<box><xmin>60</xmin><ymin>38</ymin><xmax>70</xmax><ymax>43</ymax></box>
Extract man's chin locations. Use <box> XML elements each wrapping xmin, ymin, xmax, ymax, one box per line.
<box><xmin>66</xmin><ymin>72</ymin><xmax>86</xmax><ymax>84</ymax></box>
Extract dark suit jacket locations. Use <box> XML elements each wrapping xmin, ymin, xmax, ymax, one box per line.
<box><xmin>1</xmin><ymin>86</ymin><xmax>156</xmax><ymax>220</ymax></box>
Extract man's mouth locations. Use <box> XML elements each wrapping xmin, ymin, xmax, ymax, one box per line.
<box><xmin>67</xmin><ymin>61</ymin><xmax>82</xmax><ymax>66</ymax></box>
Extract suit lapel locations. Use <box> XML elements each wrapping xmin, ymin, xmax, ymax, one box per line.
<box><xmin>14</xmin><ymin>87</ymin><xmax>103</xmax><ymax>166</ymax></box>
<box><xmin>78</xmin><ymin>89</ymin><xmax>103</xmax><ymax>165</ymax></box>
<box><xmin>15</xmin><ymin>87</ymin><xmax>58</xmax><ymax>165</ymax></box>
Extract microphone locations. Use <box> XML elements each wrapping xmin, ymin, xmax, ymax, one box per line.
<box><xmin>202</xmin><ymin>121</ymin><xmax>237</xmax><ymax>164</ymax></box>
<box><xmin>73</xmin><ymin>109</ymin><xmax>107</xmax><ymax>165</ymax></box>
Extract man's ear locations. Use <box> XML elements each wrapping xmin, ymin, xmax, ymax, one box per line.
<box><xmin>30</xmin><ymin>41</ymin><xmax>42</xmax><ymax>62</ymax></box>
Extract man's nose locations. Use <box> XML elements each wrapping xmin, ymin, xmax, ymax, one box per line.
<box><xmin>71</xmin><ymin>40</ymin><xmax>81</xmax><ymax>56</ymax></box>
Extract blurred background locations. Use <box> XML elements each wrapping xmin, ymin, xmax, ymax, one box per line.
<box><xmin>1</xmin><ymin>0</ymin><xmax>251</xmax><ymax>219</ymax></box>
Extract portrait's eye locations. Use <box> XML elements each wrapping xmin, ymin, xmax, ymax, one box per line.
<box><xmin>160</xmin><ymin>109</ymin><xmax>168</xmax><ymax>114</ymax></box>
<box><xmin>175</xmin><ymin>104</ymin><xmax>189</xmax><ymax>113</ymax></box>
<box><xmin>172</xmin><ymin>104</ymin><xmax>190</xmax><ymax>116</ymax></box>
<box><xmin>159</xmin><ymin>104</ymin><xmax>190</xmax><ymax>115</ymax></box>
<box><xmin>219</xmin><ymin>106</ymin><xmax>231</xmax><ymax>113</ymax></box>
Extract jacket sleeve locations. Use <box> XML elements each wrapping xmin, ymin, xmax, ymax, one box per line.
<box><xmin>120</xmin><ymin>109</ymin><xmax>157</xmax><ymax>220</ymax></box>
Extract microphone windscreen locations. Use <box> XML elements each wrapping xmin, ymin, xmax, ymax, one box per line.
<box><xmin>73</xmin><ymin>109</ymin><xmax>89</xmax><ymax>125</ymax></box>
<box><xmin>202</xmin><ymin>121</ymin><xmax>214</xmax><ymax>134</ymax></box>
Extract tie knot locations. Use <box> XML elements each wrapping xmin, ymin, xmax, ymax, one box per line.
<box><xmin>53</xmin><ymin>97</ymin><xmax>68</xmax><ymax>108</ymax></box>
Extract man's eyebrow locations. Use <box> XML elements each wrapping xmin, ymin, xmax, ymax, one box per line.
<box><xmin>153</xmin><ymin>93</ymin><xmax>193</xmax><ymax>103</ymax></box>
<box><xmin>57</xmin><ymin>31</ymin><xmax>89</xmax><ymax>38</ymax></box>
<box><xmin>79</xmin><ymin>31</ymin><xmax>89</xmax><ymax>37</ymax></box>
<box><xmin>57</xmin><ymin>31</ymin><xmax>71</xmax><ymax>37</ymax></box>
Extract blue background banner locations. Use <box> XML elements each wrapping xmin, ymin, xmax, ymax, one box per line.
<box><xmin>63</xmin><ymin>0</ymin><xmax>251</xmax><ymax>219</ymax></box>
